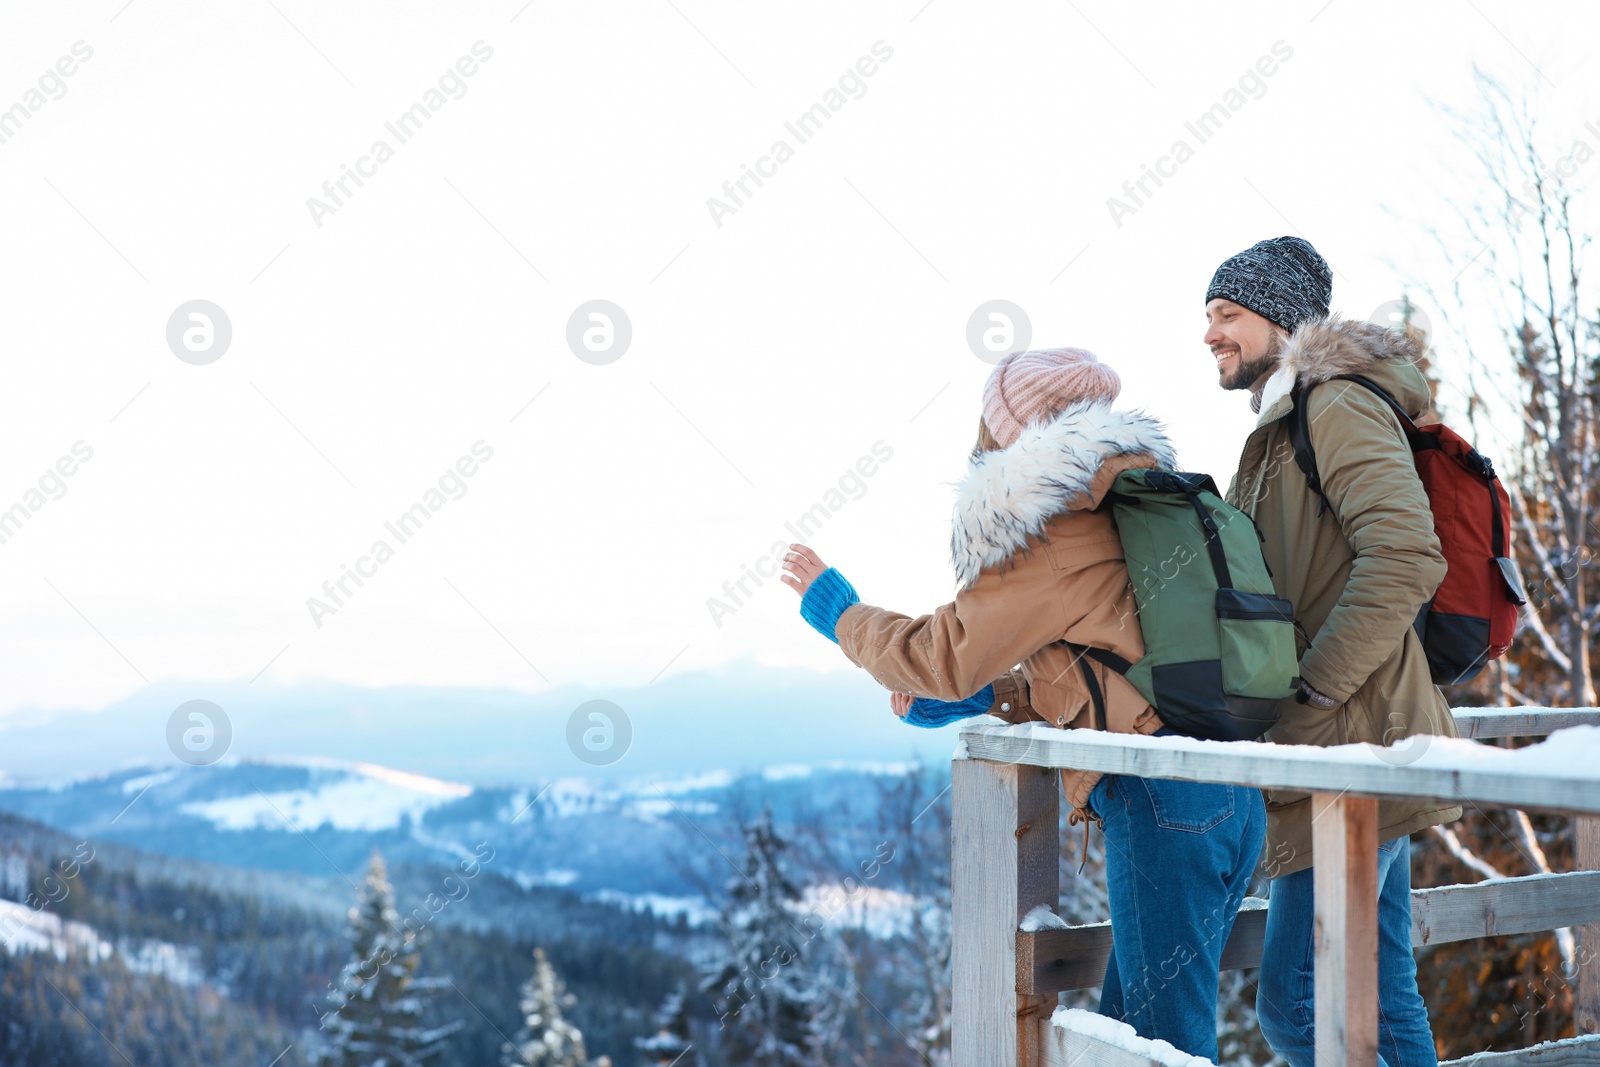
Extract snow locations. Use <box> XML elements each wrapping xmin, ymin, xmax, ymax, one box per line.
<box><xmin>119</xmin><ymin>938</ymin><xmax>204</xmax><ymax>986</ymax></box>
<box><xmin>632</xmin><ymin>769</ymin><xmax>735</xmax><ymax>795</ymax></box>
<box><xmin>589</xmin><ymin>889</ymin><xmax>717</xmax><ymax>925</ymax></box>
<box><xmin>1454</xmin><ymin>705</ymin><xmax>1599</xmax><ymax>718</ymax></box>
<box><xmin>820</xmin><ymin>759</ymin><xmax>919</xmax><ymax>776</ymax></box>
<box><xmin>511</xmin><ymin>868</ymin><xmax>579</xmax><ymax>889</ymax></box>
<box><xmin>623</xmin><ymin>797</ymin><xmax>716</xmax><ymax>821</ymax></box>
<box><xmin>499</xmin><ymin>772</ymin><xmax>736</xmax><ymax>824</ymax></box>
<box><xmin>1052</xmin><ymin>1008</ymin><xmax>1216</xmax><ymax>1066</ymax></box>
<box><xmin>0</xmin><ymin>899</ymin><xmax>109</xmax><ymax>960</ymax></box>
<box><xmin>1019</xmin><ymin>904</ymin><xmax>1068</xmax><ymax>932</ymax></box>
<box><xmin>763</xmin><ymin>763</ymin><xmax>813</xmax><ymax>781</ymax></box>
<box><xmin>799</xmin><ymin>883</ymin><xmax>925</xmax><ymax>939</ymax></box>
<box><xmin>180</xmin><ymin>761</ymin><xmax>470</xmax><ymax>832</ymax></box>
<box><xmin>963</xmin><ymin>720</ymin><xmax>1600</xmax><ymax>780</ymax></box>
<box><xmin>120</xmin><ymin>769</ymin><xmax>177</xmax><ymax>794</ymax></box>
<box><xmin>336</xmin><ymin>760</ymin><xmax>472</xmax><ymax>797</ymax></box>
<box><xmin>0</xmin><ymin>900</ymin><xmax>199</xmax><ymax>985</ymax></box>
<box><xmin>272</xmin><ymin>756</ymin><xmax>472</xmax><ymax>796</ymax></box>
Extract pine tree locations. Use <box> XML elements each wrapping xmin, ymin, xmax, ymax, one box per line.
<box><xmin>634</xmin><ymin>985</ymin><xmax>697</xmax><ymax>1066</ymax></box>
<box><xmin>701</xmin><ymin>808</ymin><xmax>824</xmax><ymax>1067</ymax></box>
<box><xmin>501</xmin><ymin>947</ymin><xmax>595</xmax><ymax>1067</ymax></box>
<box><xmin>319</xmin><ymin>850</ymin><xmax>461</xmax><ymax>1067</ymax></box>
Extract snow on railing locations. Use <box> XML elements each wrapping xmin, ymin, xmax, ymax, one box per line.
<box><xmin>1049</xmin><ymin>1008</ymin><xmax>1214</xmax><ymax>1067</ymax></box>
<box><xmin>957</xmin><ymin>721</ymin><xmax>1600</xmax><ymax>814</ymax></box>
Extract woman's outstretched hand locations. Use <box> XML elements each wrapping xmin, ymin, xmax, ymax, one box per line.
<box><xmin>780</xmin><ymin>544</ymin><xmax>828</xmax><ymax>596</ymax></box>
<box><xmin>890</xmin><ymin>692</ymin><xmax>912</xmax><ymax>719</ymax></box>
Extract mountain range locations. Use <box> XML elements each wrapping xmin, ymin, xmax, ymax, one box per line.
<box><xmin>0</xmin><ymin>663</ymin><xmax>961</xmax><ymax>787</ymax></box>
<box><xmin>0</xmin><ymin>752</ymin><xmax>933</xmax><ymax>919</ymax></box>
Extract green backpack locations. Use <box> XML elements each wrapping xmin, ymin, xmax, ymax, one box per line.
<box><xmin>1068</xmin><ymin>469</ymin><xmax>1299</xmax><ymax>742</ymax></box>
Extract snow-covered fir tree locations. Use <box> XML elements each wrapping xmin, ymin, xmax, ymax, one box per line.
<box><xmin>701</xmin><ymin>807</ymin><xmax>825</xmax><ymax>1067</ymax></box>
<box><xmin>318</xmin><ymin>850</ymin><xmax>460</xmax><ymax>1067</ymax></box>
<box><xmin>634</xmin><ymin>986</ymin><xmax>697</xmax><ymax>1066</ymax></box>
<box><xmin>502</xmin><ymin>947</ymin><xmax>600</xmax><ymax>1067</ymax></box>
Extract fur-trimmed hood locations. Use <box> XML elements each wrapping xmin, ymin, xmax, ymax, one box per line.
<box><xmin>1258</xmin><ymin>315</ymin><xmax>1432</xmax><ymax>423</ymax></box>
<box><xmin>949</xmin><ymin>402</ymin><xmax>1176</xmax><ymax>590</ymax></box>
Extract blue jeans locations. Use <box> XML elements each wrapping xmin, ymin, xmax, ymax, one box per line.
<box><xmin>1088</xmin><ymin>773</ymin><xmax>1267</xmax><ymax>1062</ymax></box>
<box><xmin>1257</xmin><ymin>836</ymin><xmax>1437</xmax><ymax>1067</ymax></box>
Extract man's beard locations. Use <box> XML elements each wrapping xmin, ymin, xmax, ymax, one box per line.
<box><xmin>1218</xmin><ymin>335</ymin><xmax>1284</xmax><ymax>391</ymax></box>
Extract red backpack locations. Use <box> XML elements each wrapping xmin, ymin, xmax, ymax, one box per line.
<box><xmin>1288</xmin><ymin>374</ymin><xmax>1526</xmax><ymax>686</ymax></box>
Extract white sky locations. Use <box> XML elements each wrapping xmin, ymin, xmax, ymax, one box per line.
<box><xmin>0</xmin><ymin>0</ymin><xmax>1595</xmax><ymax>716</ymax></box>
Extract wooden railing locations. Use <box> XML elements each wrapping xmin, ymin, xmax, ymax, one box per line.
<box><xmin>950</xmin><ymin>706</ymin><xmax>1600</xmax><ymax>1067</ymax></box>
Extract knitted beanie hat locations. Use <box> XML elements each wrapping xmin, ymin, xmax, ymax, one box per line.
<box><xmin>981</xmin><ymin>348</ymin><xmax>1121</xmax><ymax>448</ymax></box>
<box><xmin>1205</xmin><ymin>236</ymin><xmax>1333</xmax><ymax>331</ymax></box>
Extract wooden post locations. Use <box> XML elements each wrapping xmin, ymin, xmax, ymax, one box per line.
<box><xmin>1311</xmin><ymin>792</ymin><xmax>1379</xmax><ymax>1067</ymax></box>
<box><xmin>1576</xmin><ymin>816</ymin><xmax>1600</xmax><ymax>1036</ymax></box>
<box><xmin>951</xmin><ymin>759</ymin><xmax>1059</xmax><ymax>1067</ymax></box>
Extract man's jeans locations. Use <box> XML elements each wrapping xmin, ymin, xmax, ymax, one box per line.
<box><xmin>1257</xmin><ymin>836</ymin><xmax>1438</xmax><ymax>1067</ymax></box>
<box><xmin>1088</xmin><ymin>773</ymin><xmax>1267</xmax><ymax>1062</ymax></box>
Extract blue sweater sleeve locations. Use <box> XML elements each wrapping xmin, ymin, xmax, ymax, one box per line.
<box><xmin>905</xmin><ymin>686</ymin><xmax>996</xmax><ymax>728</ymax></box>
<box><xmin>798</xmin><ymin>568</ymin><xmax>860</xmax><ymax>644</ymax></box>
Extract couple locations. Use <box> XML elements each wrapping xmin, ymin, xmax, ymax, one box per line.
<box><xmin>780</xmin><ymin>237</ymin><xmax>1459</xmax><ymax>1066</ymax></box>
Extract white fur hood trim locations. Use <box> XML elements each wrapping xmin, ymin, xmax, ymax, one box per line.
<box><xmin>950</xmin><ymin>402</ymin><xmax>1176</xmax><ymax>590</ymax></box>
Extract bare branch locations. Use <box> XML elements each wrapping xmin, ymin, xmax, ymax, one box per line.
<box><xmin>1430</xmin><ymin>823</ymin><xmax>1509</xmax><ymax>882</ymax></box>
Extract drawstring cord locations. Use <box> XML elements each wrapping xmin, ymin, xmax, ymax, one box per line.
<box><xmin>1066</xmin><ymin>805</ymin><xmax>1104</xmax><ymax>873</ymax></box>
<box><xmin>1065</xmin><ymin>776</ymin><xmax>1113</xmax><ymax>873</ymax></box>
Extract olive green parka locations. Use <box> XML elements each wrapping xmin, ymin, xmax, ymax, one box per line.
<box><xmin>1229</xmin><ymin>316</ymin><xmax>1461</xmax><ymax>878</ymax></box>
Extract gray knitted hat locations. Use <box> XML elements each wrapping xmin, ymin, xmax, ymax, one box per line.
<box><xmin>1206</xmin><ymin>236</ymin><xmax>1332</xmax><ymax>331</ymax></box>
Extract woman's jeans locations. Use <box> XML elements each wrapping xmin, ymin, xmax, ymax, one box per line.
<box><xmin>1256</xmin><ymin>836</ymin><xmax>1438</xmax><ymax>1067</ymax></box>
<box><xmin>1088</xmin><ymin>772</ymin><xmax>1267</xmax><ymax>1062</ymax></box>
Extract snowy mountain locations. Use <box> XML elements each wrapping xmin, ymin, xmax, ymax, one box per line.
<box><xmin>0</xmin><ymin>756</ymin><xmax>931</xmax><ymax>919</ymax></box>
<box><xmin>0</xmin><ymin>664</ymin><xmax>962</xmax><ymax>788</ymax></box>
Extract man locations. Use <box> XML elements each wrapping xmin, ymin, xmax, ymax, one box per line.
<box><xmin>1204</xmin><ymin>236</ymin><xmax>1459</xmax><ymax>1067</ymax></box>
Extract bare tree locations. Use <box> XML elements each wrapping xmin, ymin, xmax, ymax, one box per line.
<box><xmin>1421</xmin><ymin>67</ymin><xmax>1598</xmax><ymax>708</ymax></box>
<box><xmin>1402</xmin><ymin>69</ymin><xmax>1598</xmax><ymax>1057</ymax></box>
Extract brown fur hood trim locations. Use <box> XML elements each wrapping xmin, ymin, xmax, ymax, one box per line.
<box><xmin>1281</xmin><ymin>315</ymin><xmax>1424</xmax><ymax>386</ymax></box>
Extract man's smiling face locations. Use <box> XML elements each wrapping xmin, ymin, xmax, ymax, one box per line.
<box><xmin>1204</xmin><ymin>298</ymin><xmax>1283</xmax><ymax>391</ymax></box>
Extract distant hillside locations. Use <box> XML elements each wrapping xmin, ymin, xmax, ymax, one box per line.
<box><xmin>0</xmin><ymin>809</ymin><xmax>701</xmax><ymax>1067</ymax></box>
<box><xmin>0</xmin><ymin>757</ymin><xmax>932</xmax><ymax>911</ymax></box>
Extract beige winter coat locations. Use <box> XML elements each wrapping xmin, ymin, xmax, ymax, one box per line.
<box><xmin>834</xmin><ymin>403</ymin><xmax>1173</xmax><ymax>813</ymax></box>
<box><xmin>1230</xmin><ymin>317</ymin><xmax>1462</xmax><ymax>878</ymax></box>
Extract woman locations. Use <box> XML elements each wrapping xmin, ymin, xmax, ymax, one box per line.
<box><xmin>780</xmin><ymin>347</ymin><xmax>1265</xmax><ymax>1062</ymax></box>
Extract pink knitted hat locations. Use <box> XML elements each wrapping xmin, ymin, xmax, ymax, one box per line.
<box><xmin>981</xmin><ymin>347</ymin><xmax>1122</xmax><ymax>448</ymax></box>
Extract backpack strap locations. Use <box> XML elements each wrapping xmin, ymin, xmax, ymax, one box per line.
<box><xmin>1134</xmin><ymin>470</ymin><xmax>1236</xmax><ymax>590</ymax></box>
<box><xmin>1183</xmin><ymin>487</ymin><xmax>1234</xmax><ymax>591</ymax></box>
<box><xmin>1288</xmin><ymin>382</ymin><xmax>1335</xmax><ymax>517</ymax></box>
<box><xmin>1327</xmin><ymin>374</ymin><xmax>1436</xmax><ymax>451</ymax></box>
<box><xmin>1063</xmin><ymin>643</ymin><xmax>1134</xmax><ymax>733</ymax></box>
<box><xmin>1488</xmin><ymin>463</ymin><xmax>1506</xmax><ymax>558</ymax></box>
<box><xmin>1460</xmin><ymin>447</ymin><xmax>1508</xmax><ymax>558</ymax></box>
<box><xmin>1288</xmin><ymin>373</ymin><xmax>1431</xmax><ymax>518</ymax></box>
<box><xmin>1082</xmin><ymin>646</ymin><xmax>1133</xmax><ymax>676</ymax></box>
